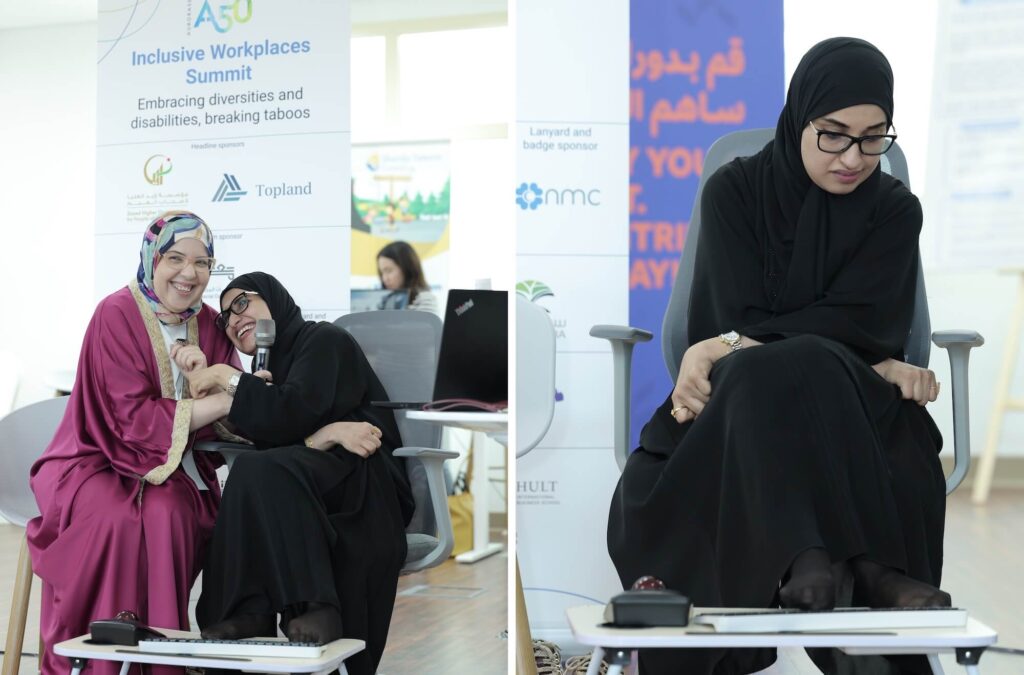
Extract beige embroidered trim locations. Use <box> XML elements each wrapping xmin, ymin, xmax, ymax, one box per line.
<box><xmin>129</xmin><ymin>279</ymin><xmax>199</xmax><ymax>485</ymax></box>
<box><xmin>144</xmin><ymin>399</ymin><xmax>195</xmax><ymax>484</ymax></box>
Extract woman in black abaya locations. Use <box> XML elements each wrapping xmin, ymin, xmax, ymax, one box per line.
<box><xmin>607</xmin><ymin>38</ymin><xmax>949</xmax><ymax>675</ymax></box>
<box><xmin>187</xmin><ymin>272</ymin><xmax>414</xmax><ymax>675</ymax></box>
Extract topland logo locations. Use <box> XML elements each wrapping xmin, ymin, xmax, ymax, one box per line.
<box><xmin>144</xmin><ymin>155</ymin><xmax>172</xmax><ymax>185</ymax></box>
<box><xmin>516</xmin><ymin>181</ymin><xmax>601</xmax><ymax>210</ymax></box>
<box><xmin>454</xmin><ymin>299</ymin><xmax>475</xmax><ymax>316</ymax></box>
<box><xmin>256</xmin><ymin>182</ymin><xmax>312</xmax><ymax>199</ymax></box>
<box><xmin>192</xmin><ymin>0</ymin><xmax>252</xmax><ymax>34</ymax></box>
<box><xmin>212</xmin><ymin>174</ymin><xmax>247</xmax><ymax>202</ymax></box>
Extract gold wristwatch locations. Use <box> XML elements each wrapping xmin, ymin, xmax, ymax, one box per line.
<box><xmin>225</xmin><ymin>372</ymin><xmax>241</xmax><ymax>397</ymax></box>
<box><xmin>719</xmin><ymin>330</ymin><xmax>743</xmax><ymax>352</ymax></box>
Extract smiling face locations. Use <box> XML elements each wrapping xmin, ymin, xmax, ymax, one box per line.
<box><xmin>377</xmin><ymin>255</ymin><xmax>405</xmax><ymax>290</ymax></box>
<box><xmin>800</xmin><ymin>103</ymin><xmax>887</xmax><ymax>195</ymax></box>
<box><xmin>220</xmin><ymin>288</ymin><xmax>273</xmax><ymax>355</ymax></box>
<box><xmin>152</xmin><ymin>238</ymin><xmax>211</xmax><ymax>314</ymax></box>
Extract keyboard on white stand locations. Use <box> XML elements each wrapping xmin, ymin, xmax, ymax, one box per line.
<box><xmin>138</xmin><ymin>638</ymin><xmax>324</xmax><ymax>658</ymax></box>
<box><xmin>693</xmin><ymin>607</ymin><xmax>968</xmax><ymax>633</ymax></box>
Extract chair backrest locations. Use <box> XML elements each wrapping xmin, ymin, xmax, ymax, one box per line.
<box><xmin>515</xmin><ymin>296</ymin><xmax>556</xmax><ymax>458</ymax></box>
<box><xmin>333</xmin><ymin>311</ymin><xmax>443</xmax><ymax>535</ymax></box>
<box><xmin>0</xmin><ymin>396</ymin><xmax>68</xmax><ymax>527</ymax></box>
<box><xmin>661</xmin><ymin>128</ymin><xmax>930</xmax><ymax>380</ymax></box>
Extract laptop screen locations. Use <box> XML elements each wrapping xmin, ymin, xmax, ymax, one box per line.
<box><xmin>433</xmin><ymin>289</ymin><xmax>508</xmax><ymax>406</ymax></box>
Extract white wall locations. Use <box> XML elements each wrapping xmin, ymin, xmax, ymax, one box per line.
<box><xmin>784</xmin><ymin>0</ymin><xmax>1024</xmax><ymax>459</ymax></box>
<box><xmin>0</xmin><ymin>22</ymin><xmax>96</xmax><ymax>406</ymax></box>
<box><xmin>0</xmin><ymin>18</ymin><xmax>513</xmax><ymax>412</ymax></box>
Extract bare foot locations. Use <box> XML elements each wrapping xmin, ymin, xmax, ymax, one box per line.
<box><xmin>779</xmin><ymin>547</ymin><xmax>836</xmax><ymax>611</ymax></box>
<box><xmin>285</xmin><ymin>603</ymin><xmax>343</xmax><ymax>644</ymax></box>
<box><xmin>200</xmin><ymin>613</ymin><xmax>276</xmax><ymax>640</ymax></box>
<box><xmin>851</xmin><ymin>558</ymin><xmax>951</xmax><ymax>608</ymax></box>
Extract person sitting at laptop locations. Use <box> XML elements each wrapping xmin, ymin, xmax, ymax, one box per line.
<box><xmin>377</xmin><ymin>240</ymin><xmax>439</xmax><ymax>313</ymax></box>
<box><xmin>180</xmin><ymin>272</ymin><xmax>414</xmax><ymax>675</ymax></box>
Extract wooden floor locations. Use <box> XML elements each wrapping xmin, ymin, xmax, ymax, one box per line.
<box><xmin>0</xmin><ymin>526</ymin><xmax>507</xmax><ymax>675</ymax></box>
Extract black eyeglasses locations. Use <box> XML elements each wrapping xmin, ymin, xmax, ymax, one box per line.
<box><xmin>808</xmin><ymin>120</ymin><xmax>897</xmax><ymax>156</ymax></box>
<box><xmin>216</xmin><ymin>291</ymin><xmax>258</xmax><ymax>331</ymax></box>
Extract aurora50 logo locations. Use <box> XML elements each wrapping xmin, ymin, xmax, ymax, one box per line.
<box><xmin>193</xmin><ymin>0</ymin><xmax>252</xmax><ymax>33</ymax></box>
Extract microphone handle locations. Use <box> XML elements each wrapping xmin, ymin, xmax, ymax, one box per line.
<box><xmin>255</xmin><ymin>349</ymin><xmax>270</xmax><ymax>372</ymax></box>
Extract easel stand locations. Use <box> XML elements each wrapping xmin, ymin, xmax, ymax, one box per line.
<box><xmin>973</xmin><ymin>271</ymin><xmax>1024</xmax><ymax>504</ymax></box>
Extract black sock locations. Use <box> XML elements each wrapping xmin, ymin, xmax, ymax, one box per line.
<box><xmin>200</xmin><ymin>613</ymin><xmax>277</xmax><ymax>640</ymax></box>
<box><xmin>779</xmin><ymin>547</ymin><xmax>836</xmax><ymax>611</ymax></box>
<box><xmin>285</xmin><ymin>603</ymin><xmax>343</xmax><ymax>644</ymax></box>
<box><xmin>851</xmin><ymin>557</ymin><xmax>951</xmax><ymax>608</ymax></box>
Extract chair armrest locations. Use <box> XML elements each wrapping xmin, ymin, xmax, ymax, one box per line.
<box><xmin>394</xmin><ymin>446</ymin><xmax>456</xmax><ymax>572</ymax></box>
<box><xmin>393</xmin><ymin>447</ymin><xmax>460</xmax><ymax>460</ymax></box>
<box><xmin>194</xmin><ymin>441</ymin><xmax>257</xmax><ymax>470</ymax></box>
<box><xmin>932</xmin><ymin>330</ymin><xmax>984</xmax><ymax>349</ymax></box>
<box><xmin>590</xmin><ymin>325</ymin><xmax>654</xmax><ymax>344</ymax></box>
<box><xmin>590</xmin><ymin>324</ymin><xmax>653</xmax><ymax>472</ymax></box>
<box><xmin>931</xmin><ymin>330</ymin><xmax>985</xmax><ymax>495</ymax></box>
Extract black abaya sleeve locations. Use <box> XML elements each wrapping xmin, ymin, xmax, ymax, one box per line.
<box><xmin>689</xmin><ymin>163</ymin><xmax>922</xmax><ymax>364</ymax></box>
<box><xmin>227</xmin><ymin>327</ymin><xmax>367</xmax><ymax>446</ymax></box>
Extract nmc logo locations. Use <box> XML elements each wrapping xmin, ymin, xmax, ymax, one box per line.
<box><xmin>516</xmin><ymin>182</ymin><xmax>602</xmax><ymax>211</ymax></box>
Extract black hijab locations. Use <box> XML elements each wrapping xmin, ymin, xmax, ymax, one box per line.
<box><xmin>222</xmin><ymin>272</ymin><xmax>306</xmax><ymax>372</ymax></box>
<box><xmin>689</xmin><ymin>37</ymin><xmax>921</xmax><ymax>363</ymax></box>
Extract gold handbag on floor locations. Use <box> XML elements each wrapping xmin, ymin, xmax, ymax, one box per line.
<box><xmin>447</xmin><ymin>449</ymin><xmax>473</xmax><ymax>557</ymax></box>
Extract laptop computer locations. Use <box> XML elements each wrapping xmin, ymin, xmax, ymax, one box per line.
<box><xmin>350</xmin><ymin>288</ymin><xmax>409</xmax><ymax>312</ymax></box>
<box><xmin>373</xmin><ymin>289</ymin><xmax>508</xmax><ymax>411</ymax></box>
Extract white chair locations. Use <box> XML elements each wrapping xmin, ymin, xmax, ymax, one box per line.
<box><xmin>0</xmin><ymin>396</ymin><xmax>69</xmax><ymax>675</ymax></box>
<box><xmin>515</xmin><ymin>295</ymin><xmax>557</xmax><ymax>675</ymax></box>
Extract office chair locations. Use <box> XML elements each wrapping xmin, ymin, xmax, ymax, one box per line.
<box><xmin>333</xmin><ymin>310</ymin><xmax>458</xmax><ymax>573</ymax></box>
<box><xmin>515</xmin><ymin>295</ymin><xmax>557</xmax><ymax>675</ymax></box>
<box><xmin>591</xmin><ymin>128</ymin><xmax>983</xmax><ymax>495</ymax></box>
<box><xmin>0</xmin><ymin>396</ymin><xmax>68</xmax><ymax>675</ymax></box>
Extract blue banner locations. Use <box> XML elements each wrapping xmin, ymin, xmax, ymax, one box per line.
<box><xmin>629</xmin><ymin>1</ymin><xmax>784</xmax><ymax>448</ymax></box>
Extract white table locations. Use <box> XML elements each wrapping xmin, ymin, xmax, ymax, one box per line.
<box><xmin>404</xmin><ymin>410</ymin><xmax>508</xmax><ymax>563</ymax></box>
<box><xmin>566</xmin><ymin>605</ymin><xmax>998</xmax><ymax>675</ymax></box>
<box><xmin>54</xmin><ymin>629</ymin><xmax>365</xmax><ymax>675</ymax></box>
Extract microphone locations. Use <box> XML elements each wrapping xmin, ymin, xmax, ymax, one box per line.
<box><xmin>254</xmin><ymin>319</ymin><xmax>275</xmax><ymax>372</ymax></box>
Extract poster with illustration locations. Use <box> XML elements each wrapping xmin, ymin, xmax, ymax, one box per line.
<box><xmin>350</xmin><ymin>142</ymin><xmax>450</xmax><ymax>297</ymax></box>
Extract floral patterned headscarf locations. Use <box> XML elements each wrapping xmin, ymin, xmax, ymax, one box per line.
<box><xmin>136</xmin><ymin>210</ymin><xmax>215</xmax><ymax>325</ymax></box>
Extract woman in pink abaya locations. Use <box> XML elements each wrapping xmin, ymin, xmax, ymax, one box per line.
<box><xmin>27</xmin><ymin>211</ymin><xmax>241</xmax><ymax>675</ymax></box>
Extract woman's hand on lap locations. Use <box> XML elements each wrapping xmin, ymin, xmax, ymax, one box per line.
<box><xmin>307</xmin><ymin>421</ymin><xmax>382</xmax><ymax>457</ymax></box>
<box><xmin>333</xmin><ymin>422</ymin><xmax>383</xmax><ymax>458</ymax></box>
<box><xmin>872</xmin><ymin>358</ymin><xmax>938</xmax><ymax>406</ymax></box>
<box><xmin>671</xmin><ymin>340</ymin><xmax>717</xmax><ymax>423</ymax></box>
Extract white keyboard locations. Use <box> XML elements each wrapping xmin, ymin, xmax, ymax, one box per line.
<box><xmin>693</xmin><ymin>607</ymin><xmax>968</xmax><ymax>633</ymax></box>
<box><xmin>137</xmin><ymin>637</ymin><xmax>324</xmax><ymax>659</ymax></box>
